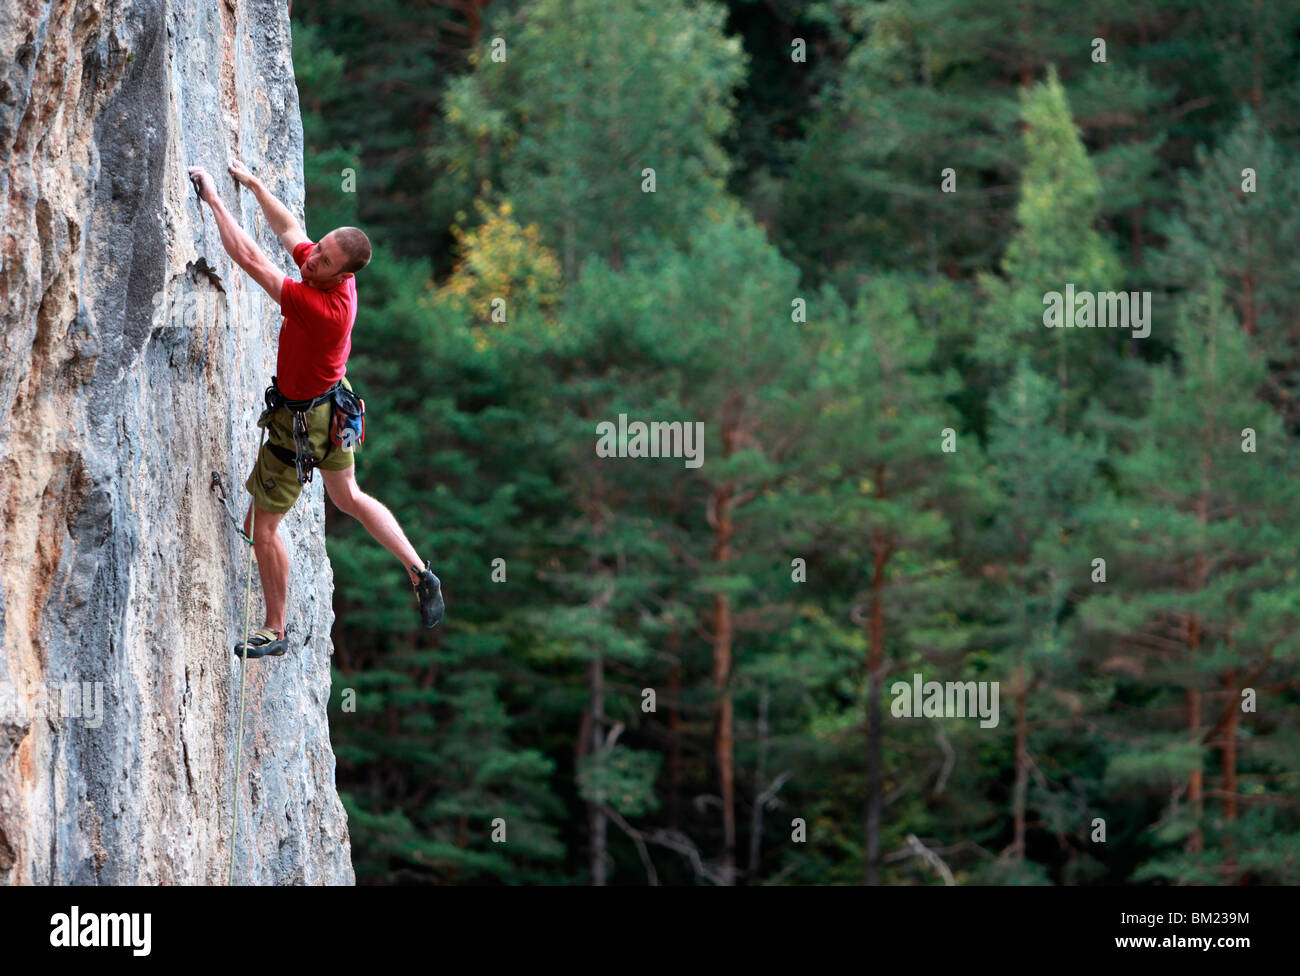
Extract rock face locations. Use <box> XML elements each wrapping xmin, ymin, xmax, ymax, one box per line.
<box><xmin>0</xmin><ymin>0</ymin><xmax>353</xmax><ymax>884</ymax></box>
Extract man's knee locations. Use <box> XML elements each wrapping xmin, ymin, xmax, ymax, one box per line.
<box><xmin>340</xmin><ymin>489</ymin><xmax>374</xmax><ymax>520</ymax></box>
<box><xmin>247</xmin><ymin>507</ymin><xmax>283</xmax><ymax>542</ymax></box>
<box><xmin>324</xmin><ymin>469</ymin><xmax>364</xmax><ymax>516</ymax></box>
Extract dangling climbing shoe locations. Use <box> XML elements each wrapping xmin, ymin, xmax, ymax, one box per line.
<box><xmin>234</xmin><ymin>626</ymin><xmax>289</xmax><ymax>659</ymax></box>
<box><xmin>411</xmin><ymin>561</ymin><xmax>444</xmax><ymax>629</ymax></box>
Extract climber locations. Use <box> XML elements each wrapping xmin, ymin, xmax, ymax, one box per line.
<box><xmin>187</xmin><ymin>161</ymin><xmax>444</xmax><ymax>658</ymax></box>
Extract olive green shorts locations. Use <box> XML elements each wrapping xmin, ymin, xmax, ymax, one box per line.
<box><xmin>245</xmin><ymin>376</ymin><xmax>357</xmax><ymax>514</ymax></box>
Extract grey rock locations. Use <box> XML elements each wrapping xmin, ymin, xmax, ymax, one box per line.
<box><xmin>0</xmin><ymin>0</ymin><xmax>353</xmax><ymax>884</ymax></box>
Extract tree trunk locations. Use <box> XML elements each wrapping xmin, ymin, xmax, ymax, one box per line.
<box><xmin>578</xmin><ymin>403</ymin><xmax>610</xmax><ymax>885</ymax></box>
<box><xmin>1242</xmin><ymin>218</ymin><xmax>1257</xmax><ymax>337</ymax></box>
<box><xmin>747</xmin><ymin>684</ymin><xmax>770</xmax><ymax>881</ymax></box>
<box><xmin>1130</xmin><ymin>205</ymin><xmax>1144</xmax><ymax>267</ymax></box>
<box><xmin>1222</xmin><ymin>667</ymin><xmax>1239</xmax><ymax>822</ymax></box>
<box><xmin>1186</xmin><ymin>685</ymin><xmax>1204</xmax><ymax>854</ymax></box>
<box><xmin>1019</xmin><ymin>6</ymin><xmax>1033</xmax><ymax>86</ymax></box>
<box><xmin>1186</xmin><ymin>595</ymin><xmax>1206</xmax><ymax>856</ymax></box>
<box><xmin>1186</xmin><ymin>430</ymin><xmax>1211</xmax><ymax>855</ymax></box>
<box><xmin>466</xmin><ymin>0</ymin><xmax>483</xmax><ymax>51</ymax></box>
<box><xmin>563</xmin><ymin>96</ymin><xmax>577</xmax><ymax>280</ymax></box>
<box><xmin>1221</xmin><ymin>666</ymin><xmax>1240</xmax><ymax>879</ymax></box>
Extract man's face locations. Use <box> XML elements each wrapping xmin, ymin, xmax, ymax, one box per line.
<box><xmin>301</xmin><ymin>234</ymin><xmax>349</xmax><ymax>289</ymax></box>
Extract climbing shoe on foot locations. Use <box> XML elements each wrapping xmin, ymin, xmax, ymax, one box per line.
<box><xmin>234</xmin><ymin>626</ymin><xmax>288</xmax><ymax>659</ymax></box>
<box><xmin>411</xmin><ymin>561</ymin><xmax>444</xmax><ymax>629</ymax></box>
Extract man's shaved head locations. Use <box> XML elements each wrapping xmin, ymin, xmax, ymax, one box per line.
<box><xmin>331</xmin><ymin>226</ymin><xmax>372</xmax><ymax>274</ymax></box>
<box><xmin>299</xmin><ymin>228</ymin><xmax>372</xmax><ymax>290</ymax></box>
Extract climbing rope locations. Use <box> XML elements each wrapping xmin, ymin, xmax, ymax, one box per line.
<box><xmin>227</xmin><ymin>423</ymin><xmax>266</xmax><ymax>886</ymax></box>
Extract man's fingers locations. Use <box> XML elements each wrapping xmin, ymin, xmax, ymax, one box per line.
<box><xmin>186</xmin><ymin>167</ymin><xmax>213</xmax><ymax>203</ymax></box>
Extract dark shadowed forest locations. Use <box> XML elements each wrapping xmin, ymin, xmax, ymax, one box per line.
<box><xmin>293</xmin><ymin>0</ymin><xmax>1300</xmax><ymax>886</ymax></box>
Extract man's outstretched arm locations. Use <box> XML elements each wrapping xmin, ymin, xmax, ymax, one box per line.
<box><xmin>228</xmin><ymin>159</ymin><xmax>309</xmax><ymax>255</ymax></box>
<box><xmin>188</xmin><ymin>165</ymin><xmax>285</xmax><ymax>305</ymax></box>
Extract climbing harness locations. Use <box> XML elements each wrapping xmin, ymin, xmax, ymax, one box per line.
<box><xmin>259</xmin><ymin>375</ymin><xmax>365</xmax><ymax>485</ymax></box>
<box><xmin>261</xmin><ymin>376</ymin><xmax>332</xmax><ymax>484</ymax></box>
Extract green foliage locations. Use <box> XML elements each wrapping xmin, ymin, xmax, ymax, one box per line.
<box><xmin>292</xmin><ymin>23</ymin><xmax>359</xmax><ymax>235</ymax></box>
<box><xmin>290</xmin><ymin>0</ymin><xmax>1300</xmax><ymax>885</ymax></box>
<box><xmin>1150</xmin><ymin>110</ymin><xmax>1300</xmax><ymax>427</ymax></box>
<box><xmin>433</xmin><ymin>0</ymin><xmax>747</xmax><ymax>279</ymax></box>
<box><xmin>976</xmin><ymin>67</ymin><xmax>1125</xmax><ymax>424</ymax></box>
<box><xmin>1075</xmin><ymin>279</ymin><xmax>1300</xmax><ymax>882</ymax></box>
<box><xmin>577</xmin><ymin>747</ymin><xmax>663</xmax><ymax>817</ymax></box>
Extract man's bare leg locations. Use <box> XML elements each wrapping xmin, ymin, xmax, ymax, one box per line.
<box><xmin>244</xmin><ymin>505</ymin><xmax>288</xmax><ymax>636</ymax></box>
<box><xmin>321</xmin><ymin>467</ymin><xmax>423</xmax><ymax>582</ymax></box>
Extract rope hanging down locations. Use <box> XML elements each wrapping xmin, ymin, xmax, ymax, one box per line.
<box><xmin>227</xmin><ymin>423</ymin><xmax>265</xmax><ymax>886</ymax></box>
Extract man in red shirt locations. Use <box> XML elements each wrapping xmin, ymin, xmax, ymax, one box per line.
<box><xmin>189</xmin><ymin>161</ymin><xmax>443</xmax><ymax>658</ymax></box>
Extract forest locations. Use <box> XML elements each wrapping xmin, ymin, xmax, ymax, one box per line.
<box><xmin>290</xmin><ymin>0</ymin><xmax>1300</xmax><ymax>885</ymax></box>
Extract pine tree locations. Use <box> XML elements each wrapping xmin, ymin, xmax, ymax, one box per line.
<box><xmin>971</xmin><ymin>359</ymin><xmax>1108</xmax><ymax>883</ymax></box>
<box><xmin>1149</xmin><ymin>111</ymin><xmax>1300</xmax><ymax>429</ymax></box>
<box><xmin>1076</xmin><ymin>279</ymin><xmax>1300</xmax><ymax>883</ymax></box>
<box><xmin>790</xmin><ymin>273</ymin><xmax>975</xmax><ymax>884</ymax></box>
<box><xmin>975</xmin><ymin>67</ymin><xmax>1128</xmax><ymax>429</ymax></box>
<box><xmin>560</xmin><ymin>211</ymin><xmax>832</xmax><ymax>883</ymax></box>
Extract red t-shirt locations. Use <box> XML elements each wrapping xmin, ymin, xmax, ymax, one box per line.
<box><xmin>276</xmin><ymin>240</ymin><xmax>356</xmax><ymax>400</ymax></box>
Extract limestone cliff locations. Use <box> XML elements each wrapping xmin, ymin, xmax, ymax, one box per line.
<box><xmin>0</xmin><ymin>0</ymin><xmax>354</xmax><ymax>884</ymax></box>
